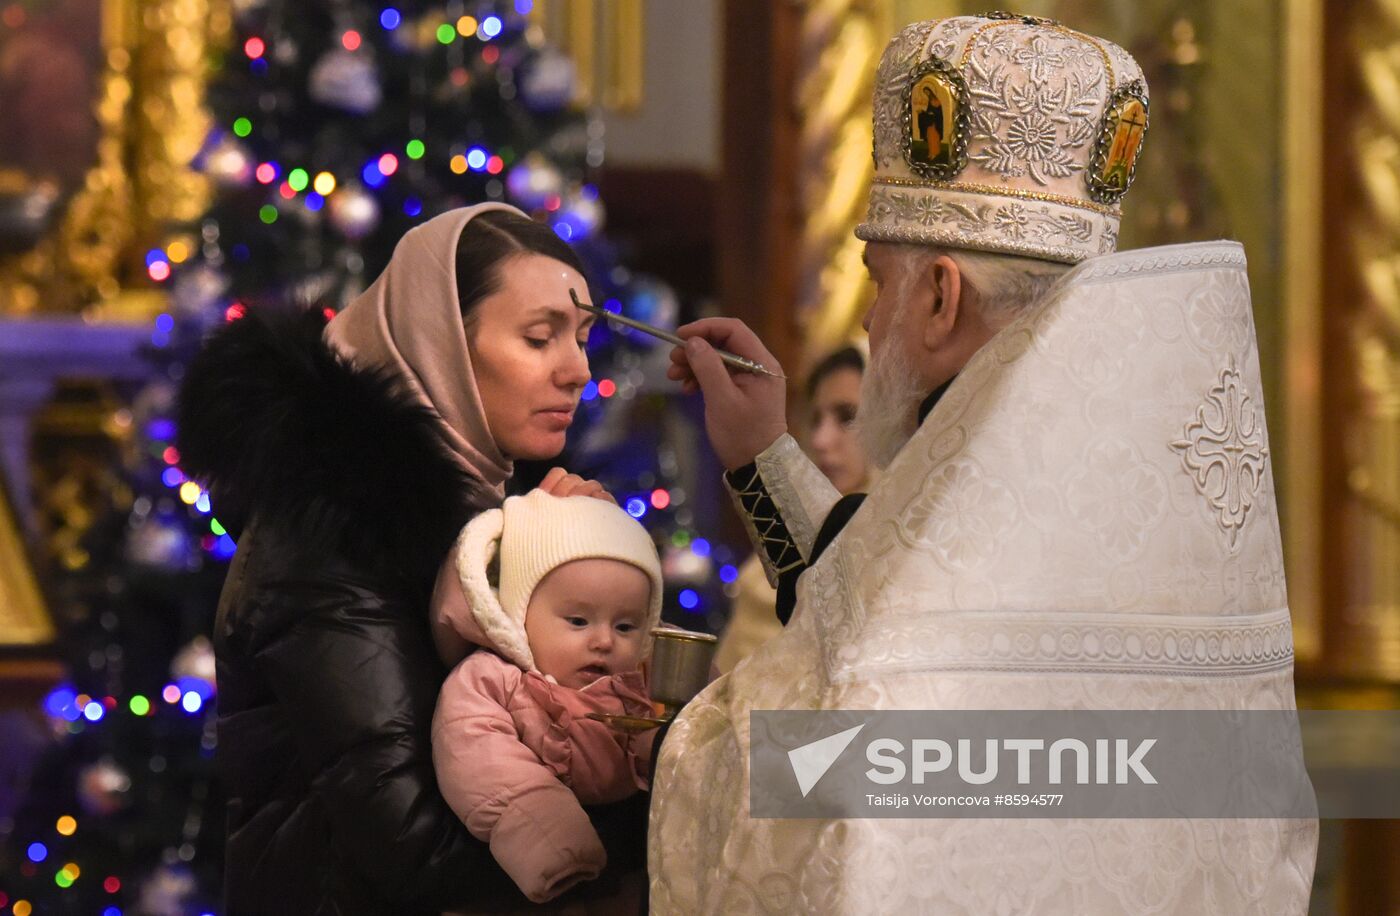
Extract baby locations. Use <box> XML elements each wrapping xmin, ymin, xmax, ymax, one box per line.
<box><xmin>429</xmin><ymin>490</ymin><xmax>662</xmax><ymax>904</ymax></box>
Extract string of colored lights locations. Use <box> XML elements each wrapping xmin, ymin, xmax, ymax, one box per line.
<box><xmin>4</xmin><ymin>677</ymin><xmax>218</xmax><ymax>915</ymax></box>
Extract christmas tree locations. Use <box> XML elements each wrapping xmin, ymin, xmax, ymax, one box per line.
<box><xmin>0</xmin><ymin>346</ymin><xmax>228</xmax><ymax>914</ymax></box>
<box><xmin>2</xmin><ymin>2</ymin><xmax>736</xmax><ymax>911</ymax></box>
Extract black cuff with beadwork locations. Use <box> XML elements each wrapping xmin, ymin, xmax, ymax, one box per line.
<box><xmin>726</xmin><ymin>462</ymin><xmax>803</xmax><ymax>577</ymax></box>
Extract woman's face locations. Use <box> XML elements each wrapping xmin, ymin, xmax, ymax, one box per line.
<box><xmin>467</xmin><ymin>253</ymin><xmax>594</xmax><ymax>460</ymax></box>
<box><xmin>807</xmin><ymin>366</ymin><xmax>870</xmax><ymax>495</ymax></box>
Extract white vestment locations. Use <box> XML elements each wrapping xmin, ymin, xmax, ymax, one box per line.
<box><xmin>650</xmin><ymin>242</ymin><xmax>1318</xmax><ymax>915</ymax></box>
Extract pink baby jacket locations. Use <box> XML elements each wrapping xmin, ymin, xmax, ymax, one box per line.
<box><xmin>429</xmin><ymin>530</ymin><xmax>657</xmax><ymax>904</ymax></box>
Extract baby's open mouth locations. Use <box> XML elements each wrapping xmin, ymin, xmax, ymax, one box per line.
<box><xmin>579</xmin><ymin>664</ymin><xmax>610</xmax><ymax>679</ymax></box>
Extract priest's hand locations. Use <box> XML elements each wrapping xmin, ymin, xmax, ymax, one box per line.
<box><xmin>667</xmin><ymin>318</ymin><xmax>787</xmax><ymax>470</ymax></box>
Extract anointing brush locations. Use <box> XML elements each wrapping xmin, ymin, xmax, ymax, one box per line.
<box><xmin>570</xmin><ymin>288</ymin><xmax>785</xmax><ymax>379</ymax></box>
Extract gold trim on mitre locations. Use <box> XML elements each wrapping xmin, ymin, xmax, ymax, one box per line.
<box><xmin>856</xmin><ymin>183</ymin><xmax>1119</xmax><ymax>264</ymax></box>
<box><xmin>872</xmin><ymin>176</ymin><xmax>1119</xmax><ymax>216</ymax></box>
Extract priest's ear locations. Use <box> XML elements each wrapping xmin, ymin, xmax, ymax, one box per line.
<box><xmin>914</xmin><ymin>253</ymin><xmax>963</xmax><ymax>352</ymax></box>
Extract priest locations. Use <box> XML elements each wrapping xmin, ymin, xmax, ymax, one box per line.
<box><xmin>655</xmin><ymin>13</ymin><xmax>1317</xmax><ymax>914</ymax></box>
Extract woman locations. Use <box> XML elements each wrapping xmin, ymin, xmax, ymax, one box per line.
<box><xmin>712</xmin><ymin>346</ymin><xmax>871</xmax><ymax>672</ymax></box>
<box><xmin>804</xmin><ymin>346</ymin><xmax>870</xmax><ymax>497</ymax></box>
<box><xmin>176</xmin><ymin>204</ymin><xmax>644</xmax><ymax>914</ymax></box>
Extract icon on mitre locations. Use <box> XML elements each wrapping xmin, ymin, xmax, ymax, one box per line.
<box><xmin>1090</xmin><ymin>85</ymin><xmax>1149</xmax><ymax>201</ymax></box>
<box><xmin>908</xmin><ymin>70</ymin><xmax>958</xmax><ymax>170</ymax></box>
<box><xmin>1100</xmin><ymin>98</ymin><xmax>1146</xmax><ymax>189</ymax></box>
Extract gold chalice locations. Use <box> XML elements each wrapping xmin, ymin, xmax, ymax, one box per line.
<box><xmin>587</xmin><ymin>627</ymin><xmax>719</xmax><ymax>733</ymax></box>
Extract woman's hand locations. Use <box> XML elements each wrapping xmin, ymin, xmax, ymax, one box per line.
<box><xmin>537</xmin><ymin>467</ymin><xmax>616</xmax><ymax>503</ymax></box>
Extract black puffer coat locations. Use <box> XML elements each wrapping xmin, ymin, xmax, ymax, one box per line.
<box><xmin>177</xmin><ymin>308</ymin><xmax>647</xmax><ymax>915</ymax></box>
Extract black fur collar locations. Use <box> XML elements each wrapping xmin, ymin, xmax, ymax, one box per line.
<box><xmin>176</xmin><ymin>306</ymin><xmax>486</xmax><ymax>583</ymax></box>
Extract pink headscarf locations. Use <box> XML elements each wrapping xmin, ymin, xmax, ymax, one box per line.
<box><xmin>324</xmin><ymin>203</ymin><xmax>524</xmax><ymax>503</ymax></box>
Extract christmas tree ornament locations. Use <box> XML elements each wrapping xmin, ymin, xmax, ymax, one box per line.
<box><xmin>309</xmin><ymin>47</ymin><xmax>382</xmax><ymax>114</ymax></box>
<box><xmin>519</xmin><ymin>47</ymin><xmax>575</xmax><ymax>111</ymax></box>
<box><xmin>170</xmin><ymin>636</ymin><xmax>217</xmax><ymax>689</ymax></box>
<box><xmin>287</xmin><ymin>268</ymin><xmax>341</xmax><ymax>310</ymax></box>
<box><xmin>203</xmin><ymin>134</ymin><xmax>254</xmax><ymax>187</ymax></box>
<box><xmin>327</xmin><ymin>184</ymin><xmax>381</xmax><ymax>239</ymax></box>
<box><xmin>271</xmin><ymin>34</ymin><xmax>299</xmax><ymax>66</ymax></box>
<box><xmin>136</xmin><ymin>864</ymin><xmax>198</xmax><ymax>916</ymax></box>
<box><xmin>625</xmin><ymin>277</ymin><xmax>680</xmax><ymax>332</ymax></box>
<box><xmin>410</xmin><ymin>12</ymin><xmax>441</xmax><ymax>51</ymax></box>
<box><xmin>553</xmin><ymin>187</ymin><xmax>604</xmax><ymax>240</ymax></box>
<box><xmin>77</xmin><ymin>758</ymin><xmax>133</xmax><ymax>816</ymax></box>
<box><xmin>125</xmin><ymin>509</ymin><xmax>198</xmax><ymax>573</ymax></box>
<box><xmin>662</xmin><ymin>543</ymin><xmax>713</xmax><ymax>583</ymax></box>
<box><xmin>130</xmin><ymin>382</ymin><xmax>178</xmax><ymax>439</ymax></box>
<box><xmin>505</xmin><ymin>153</ymin><xmax>564</xmax><ymax>209</ymax></box>
<box><xmin>170</xmin><ymin>263</ymin><xmax>230</xmax><ymax>326</ymax></box>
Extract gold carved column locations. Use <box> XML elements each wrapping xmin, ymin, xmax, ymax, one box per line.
<box><xmin>0</xmin><ymin>0</ymin><xmax>227</xmax><ymax>320</ymax></box>
<box><xmin>0</xmin><ymin>0</ymin><xmax>229</xmax><ymax>677</ymax></box>
<box><xmin>528</xmin><ymin>0</ymin><xmax>644</xmax><ymax>114</ymax></box>
<box><xmin>1321</xmin><ymin>0</ymin><xmax>1400</xmax><ymax>681</ymax></box>
<box><xmin>792</xmin><ymin>0</ymin><xmax>895</xmax><ymax>371</ymax></box>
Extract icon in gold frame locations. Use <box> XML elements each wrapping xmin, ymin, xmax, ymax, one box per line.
<box><xmin>903</xmin><ymin>58</ymin><xmax>970</xmax><ymax>182</ymax></box>
<box><xmin>1088</xmin><ymin>83</ymin><xmax>1149</xmax><ymax>203</ymax></box>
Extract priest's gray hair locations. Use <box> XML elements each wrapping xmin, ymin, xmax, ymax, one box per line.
<box><xmin>860</xmin><ymin>244</ymin><xmax>1072</xmax><ymax>468</ymax></box>
<box><xmin>893</xmin><ymin>244</ymin><xmax>1071</xmax><ymax>327</ymax></box>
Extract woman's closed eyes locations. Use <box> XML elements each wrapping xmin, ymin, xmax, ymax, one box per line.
<box><xmin>523</xmin><ymin>331</ymin><xmax>590</xmax><ymax>350</ymax></box>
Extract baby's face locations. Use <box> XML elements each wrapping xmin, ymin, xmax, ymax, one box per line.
<box><xmin>524</xmin><ymin>558</ymin><xmax>650</xmax><ymax>689</ymax></box>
